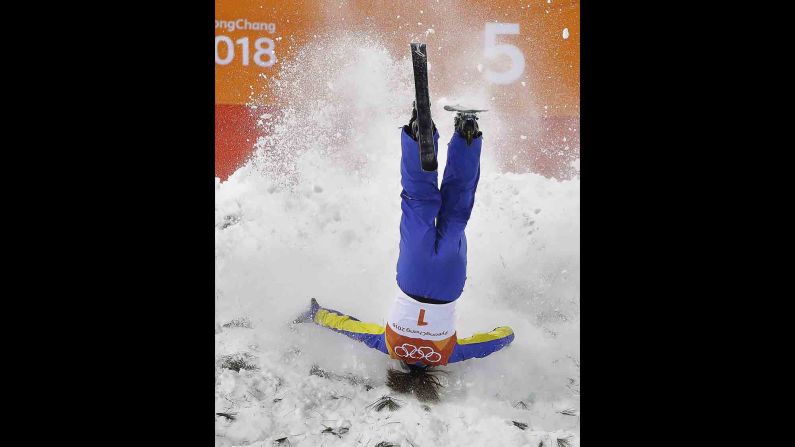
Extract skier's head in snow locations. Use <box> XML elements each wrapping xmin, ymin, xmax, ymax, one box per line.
<box><xmin>386</xmin><ymin>361</ymin><xmax>446</xmax><ymax>402</ymax></box>
<box><xmin>299</xmin><ymin>104</ymin><xmax>513</xmax><ymax>402</ymax></box>
<box><xmin>383</xmin><ymin>105</ymin><xmax>488</xmax><ymax>401</ymax></box>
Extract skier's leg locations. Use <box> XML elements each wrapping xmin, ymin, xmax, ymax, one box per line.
<box><xmin>396</xmin><ymin>127</ymin><xmax>442</xmax><ymax>299</ymax></box>
<box><xmin>432</xmin><ymin>130</ymin><xmax>483</xmax><ymax>300</ymax></box>
<box><xmin>438</xmin><ymin>131</ymin><xmax>482</xmax><ymax>236</ymax></box>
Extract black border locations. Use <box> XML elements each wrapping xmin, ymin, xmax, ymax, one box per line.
<box><xmin>581</xmin><ymin>2</ymin><xmax>737</xmax><ymax>442</ymax></box>
<box><xmin>58</xmin><ymin>1</ymin><xmax>217</xmax><ymax>443</ymax></box>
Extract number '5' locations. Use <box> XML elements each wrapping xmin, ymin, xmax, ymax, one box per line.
<box><xmin>484</xmin><ymin>23</ymin><xmax>525</xmax><ymax>85</ymax></box>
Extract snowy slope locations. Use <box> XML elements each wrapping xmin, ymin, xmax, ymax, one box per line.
<box><xmin>215</xmin><ymin>34</ymin><xmax>579</xmax><ymax>446</ymax></box>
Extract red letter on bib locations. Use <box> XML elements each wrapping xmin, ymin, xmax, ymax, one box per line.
<box><xmin>417</xmin><ymin>309</ymin><xmax>428</xmax><ymax>326</ymax></box>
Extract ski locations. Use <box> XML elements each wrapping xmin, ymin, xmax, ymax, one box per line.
<box><xmin>443</xmin><ymin>105</ymin><xmax>488</xmax><ymax>113</ymax></box>
<box><xmin>410</xmin><ymin>43</ymin><xmax>437</xmax><ymax>172</ymax></box>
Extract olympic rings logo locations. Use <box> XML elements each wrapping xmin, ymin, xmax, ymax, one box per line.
<box><xmin>393</xmin><ymin>343</ymin><xmax>442</xmax><ymax>363</ymax></box>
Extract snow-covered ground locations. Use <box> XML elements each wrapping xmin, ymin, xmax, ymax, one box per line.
<box><xmin>215</xmin><ymin>34</ymin><xmax>579</xmax><ymax>446</ymax></box>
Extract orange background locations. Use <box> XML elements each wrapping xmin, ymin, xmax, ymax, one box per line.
<box><xmin>216</xmin><ymin>0</ymin><xmax>579</xmax><ymax>180</ymax></box>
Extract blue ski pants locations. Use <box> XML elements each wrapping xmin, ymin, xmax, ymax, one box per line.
<box><xmin>395</xmin><ymin>128</ymin><xmax>482</xmax><ymax>302</ymax></box>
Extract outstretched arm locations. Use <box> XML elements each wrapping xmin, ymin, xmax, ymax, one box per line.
<box><xmin>447</xmin><ymin>326</ymin><xmax>515</xmax><ymax>363</ymax></box>
<box><xmin>295</xmin><ymin>299</ymin><xmax>515</xmax><ymax>363</ymax></box>
<box><xmin>298</xmin><ymin>298</ymin><xmax>390</xmax><ymax>355</ymax></box>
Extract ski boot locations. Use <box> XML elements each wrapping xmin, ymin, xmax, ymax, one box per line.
<box><xmin>404</xmin><ymin>101</ymin><xmax>437</xmax><ymax>141</ymax></box>
<box><xmin>453</xmin><ymin>112</ymin><xmax>482</xmax><ymax>146</ymax></box>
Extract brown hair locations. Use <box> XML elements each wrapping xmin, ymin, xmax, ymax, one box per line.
<box><xmin>386</xmin><ymin>363</ymin><xmax>446</xmax><ymax>402</ymax></box>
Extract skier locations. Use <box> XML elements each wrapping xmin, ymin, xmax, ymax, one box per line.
<box><xmin>295</xmin><ymin>107</ymin><xmax>514</xmax><ymax>400</ymax></box>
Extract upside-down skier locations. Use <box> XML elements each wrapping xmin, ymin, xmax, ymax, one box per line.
<box><xmin>294</xmin><ymin>105</ymin><xmax>515</xmax><ymax>401</ymax></box>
